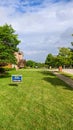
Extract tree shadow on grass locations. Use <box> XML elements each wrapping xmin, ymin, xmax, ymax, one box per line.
<box><xmin>0</xmin><ymin>72</ymin><xmax>11</xmax><ymax>78</ymax></box>
<box><xmin>61</xmin><ymin>73</ymin><xmax>73</xmax><ymax>80</ymax></box>
<box><xmin>41</xmin><ymin>71</ymin><xmax>73</xmax><ymax>91</ymax></box>
<box><xmin>40</xmin><ymin>70</ymin><xmax>53</xmax><ymax>76</ymax></box>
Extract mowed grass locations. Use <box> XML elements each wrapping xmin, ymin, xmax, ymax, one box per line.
<box><xmin>0</xmin><ymin>69</ymin><xmax>73</xmax><ymax>130</ymax></box>
<box><xmin>60</xmin><ymin>72</ymin><xmax>73</xmax><ymax>80</ymax></box>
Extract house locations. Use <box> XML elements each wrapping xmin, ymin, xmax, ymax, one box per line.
<box><xmin>14</xmin><ymin>51</ymin><xmax>26</xmax><ymax>69</ymax></box>
<box><xmin>6</xmin><ymin>51</ymin><xmax>26</xmax><ymax>69</ymax></box>
<box><xmin>14</xmin><ymin>52</ymin><xmax>23</xmax><ymax>63</ymax></box>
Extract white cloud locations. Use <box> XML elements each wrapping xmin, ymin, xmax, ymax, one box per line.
<box><xmin>6</xmin><ymin>1</ymin><xmax>73</xmax><ymax>34</ymax></box>
<box><xmin>0</xmin><ymin>0</ymin><xmax>73</xmax><ymax>61</ymax></box>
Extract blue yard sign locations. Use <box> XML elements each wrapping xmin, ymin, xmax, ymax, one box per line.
<box><xmin>12</xmin><ymin>75</ymin><xmax>22</xmax><ymax>82</ymax></box>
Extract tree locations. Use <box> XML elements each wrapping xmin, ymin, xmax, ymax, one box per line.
<box><xmin>58</xmin><ymin>47</ymin><xmax>72</xmax><ymax>68</ymax></box>
<box><xmin>45</xmin><ymin>54</ymin><xmax>55</xmax><ymax>68</ymax></box>
<box><xmin>0</xmin><ymin>24</ymin><xmax>20</xmax><ymax>67</ymax></box>
<box><xmin>71</xmin><ymin>34</ymin><xmax>73</xmax><ymax>48</ymax></box>
<box><xmin>70</xmin><ymin>42</ymin><xmax>73</xmax><ymax>66</ymax></box>
<box><xmin>45</xmin><ymin>47</ymin><xmax>73</xmax><ymax>68</ymax></box>
<box><xmin>26</xmin><ymin>60</ymin><xmax>36</xmax><ymax>68</ymax></box>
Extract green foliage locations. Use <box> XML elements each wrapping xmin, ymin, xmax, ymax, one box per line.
<box><xmin>37</xmin><ymin>62</ymin><xmax>45</xmax><ymax>68</ymax></box>
<box><xmin>26</xmin><ymin>60</ymin><xmax>36</xmax><ymax>68</ymax></box>
<box><xmin>0</xmin><ymin>68</ymin><xmax>5</xmax><ymax>73</ymax></box>
<box><xmin>26</xmin><ymin>60</ymin><xmax>45</xmax><ymax>68</ymax></box>
<box><xmin>45</xmin><ymin>54</ymin><xmax>56</xmax><ymax>68</ymax></box>
<box><xmin>45</xmin><ymin>47</ymin><xmax>73</xmax><ymax>68</ymax></box>
<box><xmin>0</xmin><ymin>24</ymin><xmax>20</xmax><ymax>66</ymax></box>
<box><xmin>70</xmin><ymin>42</ymin><xmax>73</xmax><ymax>64</ymax></box>
<box><xmin>58</xmin><ymin>47</ymin><xmax>73</xmax><ymax>67</ymax></box>
<box><xmin>71</xmin><ymin>42</ymin><xmax>73</xmax><ymax>46</ymax></box>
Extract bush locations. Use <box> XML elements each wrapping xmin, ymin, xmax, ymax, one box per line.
<box><xmin>0</xmin><ymin>68</ymin><xmax>5</xmax><ymax>73</ymax></box>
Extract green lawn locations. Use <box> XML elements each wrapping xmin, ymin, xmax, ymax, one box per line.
<box><xmin>0</xmin><ymin>69</ymin><xmax>73</xmax><ymax>130</ymax></box>
<box><xmin>60</xmin><ymin>72</ymin><xmax>73</xmax><ymax>80</ymax></box>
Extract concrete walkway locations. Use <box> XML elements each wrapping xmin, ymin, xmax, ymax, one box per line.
<box><xmin>62</xmin><ymin>69</ymin><xmax>73</xmax><ymax>75</ymax></box>
<box><xmin>52</xmin><ymin>71</ymin><xmax>73</xmax><ymax>88</ymax></box>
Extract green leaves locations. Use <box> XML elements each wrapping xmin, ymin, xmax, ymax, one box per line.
<box><xmin>0</xmin><ymin>24</ymin><xmax>20</xmax><ymax>66</ymax></box>
<box><xmin>45</xmin><ymin>47</ymin><xmax>73</xmax><ymax>68</ymax></box>
<box><xmin>45</xmin><ymin>54</ymin><xmax>54</xmax><ymax>67</ymax></box>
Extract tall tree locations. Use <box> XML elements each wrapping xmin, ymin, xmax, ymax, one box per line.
<box><xmin>45</xmin><ymin>47</ymin><xmax>73</xmax><ymax>68</ymax></box>
<box><xmin>58</xmin><ymin>47</ymin><xmax>72</xmax><ymax>68</ymax></box>
<box><xmin>70</xmin><ymin>41</ymin><xmax>73</xmax><ymax>66</ymax></box>
<box><xmin>45</xmin><ymin>53</ymin><xmax>55</xmax><ymax>68</ymax></box>
<box><xmin>0</xmin><ymin>24</ymin><xmax>20</xmax><ymax>66</ymax></box>
<box><xmin>26</xmin><ymin>60</ymin><xmax>36</xmax><ymax>68</ymax></box>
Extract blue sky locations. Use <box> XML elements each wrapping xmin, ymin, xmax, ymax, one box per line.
<box><xmin>0</xmin><ymin>0</ymin><xmax>73</xmax><ymax>62</ymax></box>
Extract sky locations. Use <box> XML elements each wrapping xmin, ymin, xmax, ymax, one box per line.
<box><xmin>0</xmin><ymin>0</ymin><xmax>73</xmax><ymax>62</ymax></box>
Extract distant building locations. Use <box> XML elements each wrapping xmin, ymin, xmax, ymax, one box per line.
<box><xmin>6</xmin><ymin>51</ymin><xmax>26</xmax><ymax>69</ymax></box>
<box><xmin>14</xmin><ymin>51</ymin><xmax>26</xmax><ymax>69</ymax></box>
<box><xmin>14</xmin><ymin>52</ymin><xmax>23</xmax><ymax>63</ymax></box>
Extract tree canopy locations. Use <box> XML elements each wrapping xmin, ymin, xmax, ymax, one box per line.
<box><xmin>58</xmin><ymin>47</ymin><xmax>72</xmax><ymax>67</ymax></box>
<box><xmin>45</xmin><ymin>47</ymin><xmax>73</xmax><ymax>68</ymax></box>
<box><xmin>0</xmin><ymin>24</ymin><xmax>20</xmax><ymax>66</ymax></box>
<box><xmin>45</xmin><ymin>54</ymin><xmax>54</xmax><ymax>67</ymax></box>
<box><xmin>26</xmin><ymin>60</ymin><xmax>45</xmax><ymax>68</ymax></box>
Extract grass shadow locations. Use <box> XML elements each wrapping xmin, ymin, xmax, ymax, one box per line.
<box><xmin>9</xmin><ymin>83</ymin><xmax>18</xmax><ymax>87</ymax></box>
<box><xmin>40</xmin><ymin>70</ymin><xmax>54</xmax><ymax>76</ymax></box>
<box><xmin>60</xmin><ymin>72</ymin><xmax>73</xmax><ymax>80</ymax></box>
<box><xmin>41</xmin><ymin>71</ymin><xmax>73</xmax><ymax>91</ymax></box>
<box><xmin>0</xmin><ymin>72</ymin><xmax>11</xmax><ymax>78</ymax></box>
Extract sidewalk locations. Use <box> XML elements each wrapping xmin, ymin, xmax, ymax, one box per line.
<box><xmin>52</xmin><ymin>71</ymin><xmax>73</xmax><ymax>88</ymax></box>
<box><xmin>62</xmin><ymin>69</ymin><xmax>73</xmax><ymax>75</ymax></box>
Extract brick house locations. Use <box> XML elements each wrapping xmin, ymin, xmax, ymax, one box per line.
<box><xmin>6</xmin><ymin>52</ymin><xmax>26</xmax><ymax>69</ymax></box>
<box><xmin>14</xmin><ymin>52</ymin><xmax>26</xmax><ymax>69</ymax></box>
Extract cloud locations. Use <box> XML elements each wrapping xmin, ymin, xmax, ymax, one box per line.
<box><xmin>5</xmin><ymin>1</ymin><xmax>73</xmax><ymax>34</ymax></box>
<box><xmin>0</xmin><ymin>0</ymin><xmax>73</xmax><ymax>62</ymax></box>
